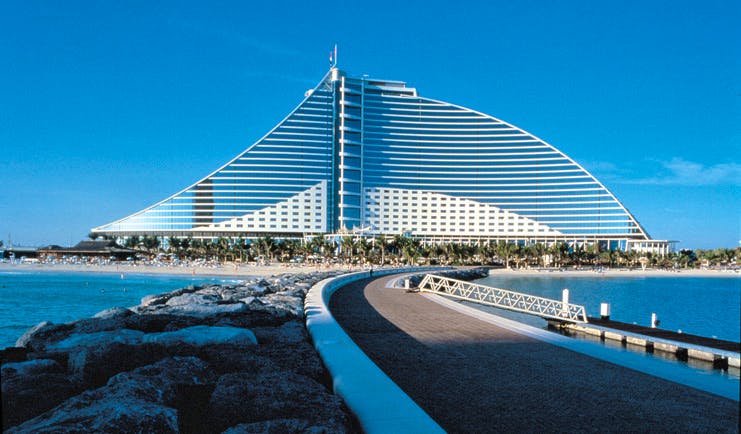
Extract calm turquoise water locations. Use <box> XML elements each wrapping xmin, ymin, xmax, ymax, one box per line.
<box><xmin>474</xmin><ymin>274</ymin><xmax>740</xmax><ymax>342</ymax></box>
<box><xmin>0</xmin><ymin>271</ymin><xmax>246</xmax><ymax>348</ymax></box>
<box><xmin>1</xmin><ymin>271</ymin><xmax>738</xmax><ymax>349</ymax></box>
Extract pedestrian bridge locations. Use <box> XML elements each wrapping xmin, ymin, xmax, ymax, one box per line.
<box><xmin>418</xmin><ymin>274</ymin><xmax>589</xmax><ymax>323</ymax></box>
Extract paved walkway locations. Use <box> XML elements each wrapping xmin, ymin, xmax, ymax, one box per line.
<box><xmin>329</xmin><ymin>275</ymin><xmax>739</xmax><ymax>433</ymax></box>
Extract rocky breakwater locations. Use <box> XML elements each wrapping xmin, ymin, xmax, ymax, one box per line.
<box><xmin>1</xmin><ymin>271</ymin><xmax>356</xmax><ymax>433</ymax></box>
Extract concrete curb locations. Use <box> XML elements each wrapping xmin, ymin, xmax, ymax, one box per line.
<box><xmin>304</xmin><ymin>267</ymin><xmax>446</xmax><ymax>434</ymax></box>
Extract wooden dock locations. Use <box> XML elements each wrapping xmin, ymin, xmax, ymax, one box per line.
<box><xmin>549</xmin><ymin>317</ymin><xmax>741</xmax><ymax>369</ymax></box>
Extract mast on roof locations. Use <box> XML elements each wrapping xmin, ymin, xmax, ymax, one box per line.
<box><xmin>329</xmin><ymin>44</ymin><xmax>337</xmax><ymax>68</ymax></box>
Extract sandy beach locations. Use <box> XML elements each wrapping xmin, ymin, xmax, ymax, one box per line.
<box><xmin>0</xmin><ymin>262</ymin><xmax>737</xmax><ymax>279</ymax></box>
<box><xmin>0</xmin><ymin>261</ymin><xmax>366</xmax><ymax>278</ymax></box>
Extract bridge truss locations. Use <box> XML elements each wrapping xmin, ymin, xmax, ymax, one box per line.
<box><xmin>418</xmin><ymin>274</ymin><xmax>589</xmax><ymax>323</ymax></box>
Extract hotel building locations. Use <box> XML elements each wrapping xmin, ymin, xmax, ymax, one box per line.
<box><xmin>93</xmin><ymin>67</ymin><xmax>669</xmax><ymax>253</ymax></box>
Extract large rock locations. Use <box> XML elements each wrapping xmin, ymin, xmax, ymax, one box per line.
<box><xmin>222</xmin><ymin>418</ymin><xmax>334</xmax><ymax>434</ymax></box>
<box><xmin>2</xmin><ymin>372</ymin><xmax>82</xmax><ymax>429</ymax></box>
<box><xmin>144</xmin><ymin>302</ymin><xmax>249</xmax><ymax>318</ymax></box>
<box><xmin>255</xmin><ymin>338</ymin><xmax>326</xmax><ymax>382</ymax></box>
<box><xmin>165</xmin><ymin>291</ymin><xmax>221</xmax><ymax>307</ymax></box>
<box><xmin>253</xmin><ymin>321</ymin><xmax>308</xmax><ymax>345</ymax></box>
<box><xmin>15</xmin><ymin>321</ymin><xmax>58</xmax><ymax>348</ymax></box>
<box><xmin>6</xmin><ymin>391</ymin><xmax>178</xmax><ymax>434</ymax></box>
<box><xmin>8</xmin><ymin>357</ymin><xmax>214</xmax><ymax>434</ymax></box>
<box><xmin>142</xmin><ymin>325</ymin><xmax>257</xmax><ymax>347</ymax></box>
<box><xmin>106</xmin><ymin>356</ymin><xmax>217</xmax><ymax>405</ymax></box>
<box><xmin>195</xmin><ymin>346</ymin><xmax>274</xmax><ymax>376</ymax></box>
<box><xmin>0</xmin><ymin>347</ymin><xmax>30</xmax><ymax>363</ymax></box>
<box><xmin>123</xmin><ymin>313</ymin><xmax>203</xmax><ymax>333</ymax></box>
<box><xmin>66</xmin><ymin>342</ymin><xmax>171</xmax><ymax>387</ymax></box>
<box><xmin>1</xmin><ymin>358</ymin><xmax>63</xmax><ymax>377</ymax></box>
<box><xmin>93</xmin><ymin>307</ymin><xmax>135</xmax><ymax>320</ymax></box>
<box><xmin>209</xmin><ymin>371</ymin><xmax>349</xmax><ymax>433</ymax></box>
<box><xmin>140</xmin><ymin>285</ymin><xmax>201</xmax><ymax>307</ymax></box>
<box><xmin>19</xmin><ymin>321</ymin><xmax>142</xmax><ymax>353</ymax></box>
<box><xmin>45</xmin><ymin>329</ymin><xmax>144</xmax><ymax>352</ymax></box>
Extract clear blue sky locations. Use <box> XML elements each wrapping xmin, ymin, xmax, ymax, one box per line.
<box><xmin>1</xmin><ymin>0</ymin><xmax>739</xmax><ymax>249</ymax></box>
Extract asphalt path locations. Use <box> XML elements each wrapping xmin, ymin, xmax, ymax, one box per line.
<box><xmin>329</xmin><ymin>275</ymin><xmax>739</xmax><ymax>433</ymax></box>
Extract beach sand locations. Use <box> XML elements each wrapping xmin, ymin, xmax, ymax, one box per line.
<box><xmin>0</xmin><ymin>262</ymin><xmax>736</xmax><ymax>278</ymax></box>
<box><xmin>0</xmin><ymin>262</ymin><xmax>360</xmax><ymax>278</ymax></box>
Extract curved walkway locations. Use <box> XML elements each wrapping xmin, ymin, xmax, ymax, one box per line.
<box><xmin>330</xmin><ymin>274</ymin><xmax>739</xmax><ymax>433</ymax></box>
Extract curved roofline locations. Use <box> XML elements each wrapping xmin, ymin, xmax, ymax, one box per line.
<box><xmin>411</xmin><ymin>94</ymin><xmax>651</xmax><ymax>240</ymax></box>
<box><xmin>93</xmin><ymin>69</ymin><xmax>335</xmax><ymax>232</ymax></box>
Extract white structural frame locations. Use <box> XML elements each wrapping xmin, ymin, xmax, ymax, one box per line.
<box><xmin>418</xmin><ymin>274</ymin><xmax>589</xmax><ymax>323</ymax></box>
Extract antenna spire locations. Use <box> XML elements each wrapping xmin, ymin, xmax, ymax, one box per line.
<box><xmin>329</xmin><ymin>44</ymin><xmax>338</xmax><ymax>68</ymax></box>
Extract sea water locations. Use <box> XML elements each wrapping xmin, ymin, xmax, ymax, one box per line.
<box><xmin>473</xmin><ymin>274</ymin><xmax>740</xmax><ymax>342</ymax></box>
<box><xmin>1</xmin><ymin>271</ymin><xmax>738</xmax><ymax>349</ymax></box>
<box><xmin>0</xmin><ymin>271</ymin><xmax>245</xmax><ymax>348</ymax></box>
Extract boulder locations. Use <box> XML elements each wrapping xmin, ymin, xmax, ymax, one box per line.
<box><xmin>8</xmin><ymin>357</ymin><xmax>215</xmax><ymax>434</ymax></box>
<box><xmin>140</xmin><ymin>285</ymin><xmax>201</xmax><ymax>307</ymax></box>
<box><xmin>209</xmin><ymin>371</ymin><xmax>349</xmax><ymax>433</ymax></box>
<box><xmin>165</xmin><ymin>292</ymin><xmax>221</xmax><ymax>307</ymax></box>
<box><xmin>66</xmin><ymin>342</ymin><xmax>171</xmax><ymax>387</ymax></box>
<box><xmin>123</xmin><ymin>313</ymin><xmax>203</xmax><ymax>333</ymax></box>
<box><xmin>195</xmin><ymin>346</ymin><xmax>274</xmax><ymax>376</ymax></box>
<box><xmin>255</xmin><ymin>338</ymin><xmax>326</xmax><ymax>382</ymax></box>
<box><xmin>149</xmin><ymin>302</ymin><xmax>249</xmax><ymax>319</ymax></box>
<box><xmin>15</xmin><ymin>321</ymin><xmax>57</xmax><ymax>348</ymax></box>
<box><xmin>106</xmin><ymin>356</ymin><xmax>217</xmax><ymax>405</ymax></box>
<box><xmin>93</xmin><ymin>307</ymin><xmax>134</xmax><ymax>320</ymax></box>
<box><xmin>142</xmin><ymin>325</ymin><xmax>257</xmax><ymax>347</ymax></box>
<box><xmin>0</xmin><ymin>347</ymin><xmax>30</xmax><ymax>363</ymax></box>
<box><xmin>222</xmin><ymin>418</ymin><xmax>336</xmax><ymax>434</ymax></box>
<box><xmin>252</xmin><ymin>321</ymin><xmax>307</xmax><ymax>345</ymax></box>
<box><xmin>1</xmin><ymin>358</ymin><xmax>63</xmax><ymax>377</ymax></box>
<box><xmin>6</xmin><ymin>390</ymin><xmax>178</xmax><ymax>434</ymax></box>
<box><xmin>246</xmin><ymin>294</ymin><xmax>303</xmax><ymax>319</ymax></box>
<box><xmin>45</xmin><ymin>329</ymin><xmax>144</xmax><ymax>353</ymax></box>
<box><xmin>2</xmin><ymin>373</ymin><xmax>82</xmax><ymax>429</ymax></box>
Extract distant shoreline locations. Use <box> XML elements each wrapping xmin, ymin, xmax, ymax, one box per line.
<box><xmin>1</xmin><ymin>262</ymin><xmax>737</xmax><ymax>279</ymax></box>
<box><xmin>485</xmin><ymin>267</ymin><xmax>739</xmax><ymax>278</ymax></box>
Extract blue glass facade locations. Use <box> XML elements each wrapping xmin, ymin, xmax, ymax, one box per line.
<box><xmin>94</xmin><ymin>67</ymin><xmax>654</xmax><ymax>247</ymax></box>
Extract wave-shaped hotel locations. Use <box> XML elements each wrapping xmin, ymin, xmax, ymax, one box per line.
<box><xmin>93</xmin><ymin>64</ymin><xmax>669</xmax><ymax>253</ymax></box>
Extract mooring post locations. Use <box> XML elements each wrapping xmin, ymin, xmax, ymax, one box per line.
<box><xmin>600</xmin><ymin>303</ymin><xmax>610</xmax><ymax>320</ymax></box>
<box><xmin>651</xmin><ymin>312</ymin><xmax>659</xmax><ymax>328</ymax></box>
<box><xmin>561</xmin><ymin>288</ymin><xmax>569</xmax><ymax>317</ymax></box>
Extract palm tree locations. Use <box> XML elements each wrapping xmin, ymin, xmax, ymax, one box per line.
<box><xmin>255</xmin><ymin>236</ymin><xmax>276</xmax><ymax>261</ymax></box>
<box><xmin>495</xmin><ymin>241</ymin><xmax>514</xmax><ymax>269</ymax></box>
<box><xmin>124</xmin><ymin>235</ymin><xmax>141</xmax><ymax>250</ymax></box>
<box><xmin>533</xmin><ymin>243</ymin><xmax>547</xmax><ymax>267</ymax></box>
<box><xmin>548</xmin><ymin>242</ymin><xmax>569</xmax><ymax>268</ymax></box>
<box><xmin>357</xmin><ymin>238</ymin><xmax>373</xmax><ymax>264</ymax></box>
<box><xmin>401</xmin><ymin>238</ymin><xmax>421</xmax><ymax>265</ymax></box>
<box><xmin>340</xmin><ymin>236</ymin><xmax>355</xmax><ymax>263</ymax></box>
<box><xmin>375</xmin><ymin>235</ymin><xmax>389</xmax><ymax>265</ymax></box>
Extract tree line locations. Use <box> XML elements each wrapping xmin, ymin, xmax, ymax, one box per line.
<box><xmin>88</xmin><ymin>233</ymin><xmax>739</xmax><ymax>269</ymax></box>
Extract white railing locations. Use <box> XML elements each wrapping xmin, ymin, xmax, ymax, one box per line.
<box><xmin>418</xmin><ymin>274</ymin><xmax>589</xmax><ymax>323</ymax></box>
